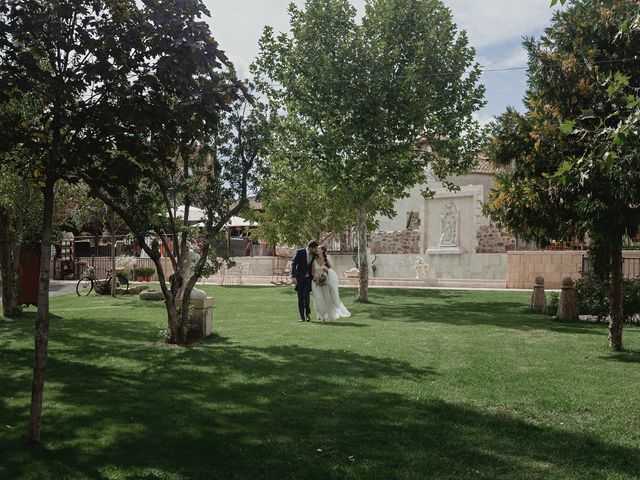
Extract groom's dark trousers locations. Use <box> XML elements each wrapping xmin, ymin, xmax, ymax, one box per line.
<box><xmin>296</xmin><ymin>276</ymin><xmax>313</xmax><ymax>320</ymax></box>
<box><xmin>291</xmin><ymin>248</ymin><xmax>313</xmax><ymax>320</ymax></box>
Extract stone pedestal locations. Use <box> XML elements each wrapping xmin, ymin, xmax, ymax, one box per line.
<box><xmin>175</xmin><ymin>297</ymin><xmax>214</xmax><ymax>339</ymax></box>
<box><xmin>557</xmin><ymin>277</ymin><xmax>578</xmax><ymax>321</ymax></box>
<box><xmin>531</xmin><ymin>276</ymin><xmax>547</xmax><ymax>314</ymax></box>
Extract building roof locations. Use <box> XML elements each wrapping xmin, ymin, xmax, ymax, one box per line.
<box><xmin>471</xmin><ymin>156</ymin><xmax>496</xmax><ymax>175</ymax></box>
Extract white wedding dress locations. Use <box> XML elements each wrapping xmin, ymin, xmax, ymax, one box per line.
<box><xmin>312</xmin><ymin>260</ymin><xmax>351</xmax><ymax>321</ymax></box>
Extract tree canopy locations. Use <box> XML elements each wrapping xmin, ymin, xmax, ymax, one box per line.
<box><xmin>253</xmin><ymin>0</ymin><xmax>485</xmax><ymax>300</ymax></box>
<box><xmin>485</xmin><ymin>0</ymin><xmax>640</xmax><ymax>350</ymax></box>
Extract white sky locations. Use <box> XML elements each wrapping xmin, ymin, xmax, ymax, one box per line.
<box><xmin>202</xmin><ymin>0</ymin><xmax>561</xmax><ymax>122</ymax></box>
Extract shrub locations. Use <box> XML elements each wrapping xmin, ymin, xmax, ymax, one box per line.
<box><xmin>157</xmin><ymin>326</ymin><xmax>172</xmax><ymax>344</ymax></box>
<box><xmin>134</xmin><ymin>266</ymin><xmax>156</xmax><ymax>277</ymax></box>
<box><xmin>575</xmin><ymin>276</ymin><xmax>640</xmax><ymax>323</ymax></box>
<box><xmin>547</xmin><ymin>291</ymin><xmax>559</xmax><ymax>316</ymax></box>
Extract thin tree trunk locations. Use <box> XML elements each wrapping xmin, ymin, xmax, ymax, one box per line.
<box><xmin>136</xmin><ymin>236</ymin><xmax>181</xmax><ymax>343</ymax></box>
<box><xmin>608</xmin><ymin>238</ymin><xmax>624</xmax><ymax>351</ymax></box>
<box><xmin>27</xmin><ymin>179</ymin><xmax>55</xmax><ymax>444</ymax></box>
<box><xmin>0</xmin><ymin>209</ymin><xmax>20</xmax><ymax>317</ymax></box>
<box><xmin>356</xmin><ymin>204</ymin><xmax>369</xmax><ymax>302</ymax></box>
<box><xmin>110</xmin><ymin>209</ymin><xmax>117</xmax><ymax>297</ymax></box>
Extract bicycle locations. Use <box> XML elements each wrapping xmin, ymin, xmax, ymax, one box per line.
<box><xmin>76</xmin><ymin>265</ymin><xmax>129</xmax><ymax>296</ymax></box>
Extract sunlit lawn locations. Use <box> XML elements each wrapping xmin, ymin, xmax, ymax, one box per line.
<box><xmin>1</xmin><ymin>286</ymin><xmax>639</xmax><ymax>479</ymax></box>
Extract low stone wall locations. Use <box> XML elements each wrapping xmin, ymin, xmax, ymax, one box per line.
<box><xmin>371</xmin><ymin>230</ymin><xmax>420</xmax><ymax>254</ymax></box>
<box><xmin>326</xmin><ymin>253</ymin><xmax>507</xmax><ymax>281</ymax></box>
<box><xmin>476</xmin><ymin>225</ymin><xmax>516</xmax><ymax>253</ymax></box>
<box><xmin>507</xmin><ymin>251</ymin><xmax>584</xmax><ymax>289</ymax></box>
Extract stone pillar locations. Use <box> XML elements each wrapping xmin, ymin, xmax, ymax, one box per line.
<box><xmin>531</xmin><ymin>276</ymin><xmax>547</xmax><ymax>314</ymax></box>
<box><xmin>557</xmin><ymin>277</ymin><xmax>578</xmax><ymax>321</ymax></box>
<box><xmin>175</xmin><ymin>296</ymin><xmax>214</xmax><ymax>339</ymax></box>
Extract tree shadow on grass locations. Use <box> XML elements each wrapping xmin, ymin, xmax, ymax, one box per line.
<box><xmin>355</xmin><ymin>289</ymin><xmax>609</xmax><ymax>336</ymax></box>
<box><xmin>1</xmin><ymin>339</ymin><xmax>639</xmax><ymax>480</ymax></box>
<box><xmin>598</xmin><ymin>348</ymin><xmax>640</xmax><ymax>364</ymax></box>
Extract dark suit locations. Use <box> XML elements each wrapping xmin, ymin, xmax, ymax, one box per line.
<box><xmin>291</xmin><ymin>247</ymin><xmax>315</xmax><ymax>320</ymax></box>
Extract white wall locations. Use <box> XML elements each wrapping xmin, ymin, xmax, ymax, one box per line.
<box><xmin>327</xmin><ymin>253</ymin><xmax>506</xmax><ymax>281</ymax></box>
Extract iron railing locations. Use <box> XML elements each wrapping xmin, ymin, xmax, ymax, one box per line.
<box><xmin>581</xmin><ymin>255</ymin><xmax>640</xmax><ymax>280</ymax></box>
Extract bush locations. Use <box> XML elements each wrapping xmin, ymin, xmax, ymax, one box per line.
<box><xmin>157</xmin><ymin>326</ymin><xmax>172</xmax><ymax>344</ymax></box>
<box><xmin>134</xmin><ymin>266</ymin><xmax>156</xmax><ymax>277</ymax></box>
<box><xmin>547</xmin><ymin>291</ymin><xmax>559</xmax><ymax>316</ymax></box>
<box><xmin>575</xmin><ymin>276</ymin><xmax>640</xmax><ymax>323</ymax></box>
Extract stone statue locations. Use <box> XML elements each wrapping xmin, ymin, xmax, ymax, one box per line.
<box><xmin>177</xmin><ymin>245</ymin><xmax>208</xmax><ymax>300</ymax></box>
<box><xmin>440</xmin><ymin>201</ymin><xmax>459</xmax><ymax>247</ymax></box>
<box><xmin>414</xmin><ymin>256</ymin><xmax>428</xmax><ymax>280</ymax></box>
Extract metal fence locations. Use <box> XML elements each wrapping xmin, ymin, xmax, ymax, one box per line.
<box><xmin>581</xmin><ymin>255</ymin><xmax>640</xmax><ymax>280</ymax></box>
<box><xmin>76</xmin><ymin>257</ymin><xmax>158</xmax><ymax>280</ymax></box>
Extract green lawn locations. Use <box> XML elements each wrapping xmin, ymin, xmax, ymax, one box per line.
<box><xmin>1</xmin><ymin>286</ymin><xmax>639</xmax><ymax>480</ymax></box>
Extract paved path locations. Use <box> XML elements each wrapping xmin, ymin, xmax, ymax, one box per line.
<box><xmin>0</xmin><ymin>280</ymin><xmax>77</xmax><ymax>304</ymax></box>
<box><xmin>48</xmin><ymin>280</ymin><xmax>78</xmax><ymax>297</ymax></box>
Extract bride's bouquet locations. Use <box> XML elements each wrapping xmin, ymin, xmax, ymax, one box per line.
<box><xmin>315</xmin><ymin>271</ymin><xmax>328</xmax><ymax>287</ymax></box>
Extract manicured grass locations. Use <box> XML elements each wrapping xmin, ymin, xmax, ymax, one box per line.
<box><xmin>1</xmin><ymin>286</ymin><xmax>639</xmax><ymax>479</ymax></box>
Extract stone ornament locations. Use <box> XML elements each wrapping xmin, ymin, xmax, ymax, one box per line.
<box><xmin>531</xmin><ymin>276</ymin><xmax>547</xmax><ymax>313</ymax></box>
<box><xmin>414</xmin><ymin>256</ymin><xmax>428</xmax><ymax>279</ymax></box>
<box><xmin>557</xmin><ymin>276</ymin><xmax>579</xmax><ymax>321</ymax></box>
<box><xmin>440</xmin><ymin>201</ymin><xmax>459</xmax><ymax>248</ymax></box>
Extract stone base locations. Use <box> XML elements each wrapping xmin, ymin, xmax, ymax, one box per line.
<box><xmin>175</xmin><ymin>297</ymin><xmax>214</xmax><ymax>339</ymax></box>
<box><xmin>139</xmin><ymin>290</ymin><xmax>165</xmax><ymax>301</ymax></box>
<box><xmin>426</xmin><ymin>247</ymin><xmax>462</xmax><ymax>255</ymax></box>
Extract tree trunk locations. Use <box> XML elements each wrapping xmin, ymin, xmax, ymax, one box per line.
<box><xmin>608</xmin><ymin>238</ymin><xmax>624</xmax><ymax>351</ymax></box>
<box><xmin>27</xmin><ymin>179</ymin><xmax>55</xmax><ymax>444</ymax></box>
<box><xmin>135</xmin><ymin>234</ymin><xmax>181</xmax><ymax>342</ymax></box>
<box><xmin>0</xmin><ymin>209</ymin><xmax>20</xmax><ymax>317</ymax></box>
<box><xmin>110</xmin><ymin>209</ymin><xmax>117</xmax><ymax>297</ymax></box>
<box><xmin>356</xmin><ymin>204</ymin><xmax>369</xmax><ymax>302</ymax></box>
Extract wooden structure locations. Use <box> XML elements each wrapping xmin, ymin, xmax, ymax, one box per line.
<box><xmin>17</xmin><ymin>245</ymin><xmax>40</xmax><ymax>307</ymax></box>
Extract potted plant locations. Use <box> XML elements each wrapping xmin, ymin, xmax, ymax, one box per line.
<box><xmin>134</xmin><ymin>266</ymin><xmax>155</xmax><ymax>282</ymax></box>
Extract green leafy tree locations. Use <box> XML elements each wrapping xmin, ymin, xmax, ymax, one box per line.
<box><xmin>86</xmin><ymin>0</ymin><xmax>266</xmax><ymax>344</ymax></box>
<box><xmin>485</xmin><ymin>0</ymin><xmax>640</xmax><ymax>350</ymax></box>
<box><xmin>253</xmin><ymin>0</ymin><xmax>485</xmax><ymax>301</ymax></box>
<box><xmin>0</xmin><ymin>0</ymin><xmax>145</xmax><ymax>442</ymax></box>
<box><xmin>252</xmin><ymin>140</ymin><xmax>357</xmax><ymax>248</ymax></box>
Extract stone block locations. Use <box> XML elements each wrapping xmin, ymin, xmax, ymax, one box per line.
<box><xmin>175</xmin><ymin>297</ymin><xmax>214</xmax><ymax>339</ymax></box>
<box><xmin>139</xmin><ymin>290</ymin><xmax>165</xmax><ymax>301</ymax></box>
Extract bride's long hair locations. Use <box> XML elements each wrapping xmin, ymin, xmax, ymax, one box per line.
<box><xmin>320</xmin><ymin>245</ymin><xmax>331</xmax><ymax>268</ymax></box>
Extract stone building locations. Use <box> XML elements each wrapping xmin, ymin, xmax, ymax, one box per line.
<box><xmin>356</xmin><ymin>157</ymin><xmax>513</xmax><ymax>286</ymax></box>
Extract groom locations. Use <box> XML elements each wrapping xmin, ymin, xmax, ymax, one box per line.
<box><xmin>290</xmin><ymin>240</ymin><xmax>319</xmax><ymax>322</ymax></box>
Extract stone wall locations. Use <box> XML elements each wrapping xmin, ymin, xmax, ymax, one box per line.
<box><xmin>329</xmin><ymin>253</ymin><xmax>507</xmax><ymax>282</ymax></box>
<box><xmin>476</xmin><ymin>225</ymin><xmax>516</xmax><ymax>253</ymax></box>
<box><xmin>371</xmin><ymin>230</ymin><xmax>420</xmax><ymax>254</ymax></box>
<box><xmin>506</xmin><ymin>251</ymin><xmax>584</xmax><ymax>289</ymax></box>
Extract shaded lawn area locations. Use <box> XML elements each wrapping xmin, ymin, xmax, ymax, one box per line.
<box><xmin>1</xmin><ymin>286</ymin><xmax>640</xmax><ymax>480</ymax></box>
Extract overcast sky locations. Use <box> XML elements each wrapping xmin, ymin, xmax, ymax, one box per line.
<box><xmin>201</xmin><ymin>0</ymin><xmax>562</xmax><ymax>123</ymax></box>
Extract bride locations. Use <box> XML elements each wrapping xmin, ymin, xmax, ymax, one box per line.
<box><xmin>312</xmin><ymin>245</ymin><xmax>351</xmax><ymax>322</ymax></box>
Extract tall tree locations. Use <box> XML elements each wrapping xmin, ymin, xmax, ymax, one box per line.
<box><xmin>485</xmin><ymin>0</ymin><xmax>640</xmax><ymax>350</ymax></box>
<box><xmin>0</xmin><ymin>0</ymin><xmax>145</xmax><ymax>442</ymax></box>
<box><xmin>253</xmin><ymin>0</ymin><xmax>485</xmax><ymax>301</ymax></box>
<box><xmin>85</xmin><ymin>0</ymin><xmax>267</xmax><ymax>344</ymax></box>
